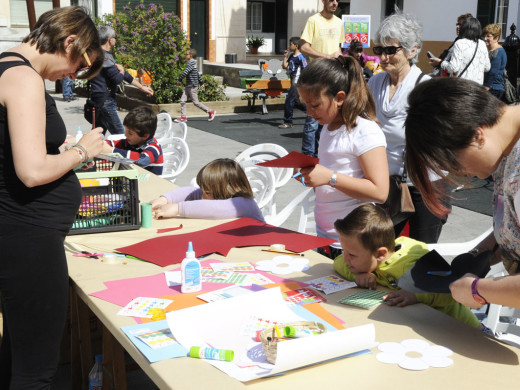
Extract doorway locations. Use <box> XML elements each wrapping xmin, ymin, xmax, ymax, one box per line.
<box><xmin>190</xmin><ymin>0</ymin><xmax>206</xmax><ymax>59</ymax></box>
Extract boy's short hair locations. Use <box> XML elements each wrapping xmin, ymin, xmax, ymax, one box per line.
<box><xmin>123</xmin><ymin>106</ymin><xmax>157</xmax><ymax>138</ymax></box>
<box><xmin>334</xmin><ymin>204</ymin><xmax>395</xmax><ymax>253</ymax></box>
<box><xmin>188</xmin><ymin>48</ymin><xmax>197</xmax><ymax>58</ymax></box>
<box><xmin>483</xmin><ymin>24</ymin><xmax>501</xmax><ymax>39</ymax></box>
<box><xmin>289</xmin><ymin>36</ymin><xmax>302</xmax><ymax>49</ymax></box>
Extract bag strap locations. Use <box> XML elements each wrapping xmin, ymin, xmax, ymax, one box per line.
<box><xmin>458</xmin><ymin>41</ymin><xmax>479</xmax><ymax>78</ymax></box>
<box><xmin>399</xmin><ymin>72</ymin><xmax>426</xmax><ymax>184</ymax></box>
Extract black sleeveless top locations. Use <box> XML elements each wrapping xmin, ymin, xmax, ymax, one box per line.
<box><xmin>0</xmin><ymin>52</ymin><xmax>81</xmax><ymax>232</ymax></box>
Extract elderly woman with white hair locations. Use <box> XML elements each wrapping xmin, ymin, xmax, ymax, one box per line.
<box><xmin>368</xmin><ymin>12</ymin><xmax>448</xmax><ymax>244</ymax></box>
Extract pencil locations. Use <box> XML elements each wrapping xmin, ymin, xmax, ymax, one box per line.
<box><xmin>261</xmin><ymin>249</ymin><xmax>304</xmax><ymax>257</ymax></box>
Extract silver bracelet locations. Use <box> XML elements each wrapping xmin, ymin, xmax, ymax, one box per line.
<box><xmin>73</xmin><ymin>144</ymin><xmax>89</xmax><ymax>164</ymax></box>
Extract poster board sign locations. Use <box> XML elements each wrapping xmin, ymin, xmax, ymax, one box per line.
<box><xmin>342</xmin><ymin>15</ymin><xmax>371</xmax><ymax>49</ymax></box>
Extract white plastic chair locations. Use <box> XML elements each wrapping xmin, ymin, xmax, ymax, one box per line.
<box><xmin>235</xmin><ymin>143</ymin><xmax>293</xmax><ymax>189</ymax></box>
<box><xmin>265</xmin><ymin>188</ymin><xmax>314</xmax><ymax>228</ymax></box>
<box><xmin>236</xmin><ymin>143</ymin><xmax>293</xmax><ymax>218</ymax></box>
<box><xmin>155</xmin><ymin>112</ymin><xmax>172</xmax><ymax>140</ymax></box>
<box><xmin>160</xmin><ymin>137</ymin><xmax>190</xmax><ymax>183</ymax></box>
<box><xmin>238</xmin><ymin>160</ymin><xmax>276</xmax><ymax>211</ymax></box>
<box><xmin>170</xmin><ymin>121</ymin><xmax>187</xmax><ymax>140</ymax></box>
<box><xmin>427</xmin><ymin>226</ymin><xmax>493</xmax><ymax>255</ymax></box>
<box><xmin>106</xmin><ymin>134</ymin><xmax>126</xmax><ymax>142</ymax></box>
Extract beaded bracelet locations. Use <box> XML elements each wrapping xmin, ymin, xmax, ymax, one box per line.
<box><xmin>73</xmin><ymin>144</ymin><xmax>89</xmax><ymax>164</ymax></box>
<box><xmin>69</xmin><ymin>147</ymin><xmax>83</xmax><ymax>164</ymax></box>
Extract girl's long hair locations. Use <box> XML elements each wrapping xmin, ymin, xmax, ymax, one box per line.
<box><xmin>296</xmin><ymin>56</ymin><xmax>377</xmax><ymax>130</ymax></box>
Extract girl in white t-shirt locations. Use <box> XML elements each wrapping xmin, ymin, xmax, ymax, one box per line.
<box><xmin>296</xmin><ymin>56</ymin><xmax>389</xmax><ymax>255</ymax></box>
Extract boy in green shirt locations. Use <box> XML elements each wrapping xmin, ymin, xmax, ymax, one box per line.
<box><xmin>333</xmin><ymin>203</ymin><xmax>482</xmax><ymax>329</ymax></box>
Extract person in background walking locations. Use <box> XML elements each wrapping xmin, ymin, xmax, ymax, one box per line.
<box><xmin>62</xmin><ymin>76</ymin><xmax>76</xmax><ymax>102</ymax></box>
<box><xmin>483</xmin><ymin>23</ymin><xmax>507</xmax><ymax>100</ymax></box>
<box><xmin>176</xmin><ymin>48</ymin><xmax>216</xmax><ymax>123</ymax></box>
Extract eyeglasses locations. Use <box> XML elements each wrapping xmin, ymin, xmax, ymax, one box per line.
<box><xmin>372</xmin><ymin>46</ymin><xmax>403</xmax><ymax>56</ymax></box>
<box><xmin>75</xmin><ymin>51</ymin><xmax>92</xmax><ymax>74</ymax></box>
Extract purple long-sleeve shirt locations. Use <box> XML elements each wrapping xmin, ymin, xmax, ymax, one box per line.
<box><xmin>161</xmin><ymin>186</ymin><xmax>265</xmax><ymax>222</ymax></box>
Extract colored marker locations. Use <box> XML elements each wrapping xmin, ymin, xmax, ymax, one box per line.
<box><xmin>291</xmin><ymin>172</ymin><xmax>306</xmax><ymax>186</ymax></box>
<box><xmin>261</xmin><ymin>249</ymin><xmax>304</xmax><ymax>256</ymax></box>
<box><xmin>427</xmin><ymin>270</ymin><xmax>452</xmax><ymax>276</ymax></box>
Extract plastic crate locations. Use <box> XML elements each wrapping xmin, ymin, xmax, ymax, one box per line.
<box><xmin>69</xmin><ymin>158</ymin><xmax>140</xmax><ymax>235</ymax></box>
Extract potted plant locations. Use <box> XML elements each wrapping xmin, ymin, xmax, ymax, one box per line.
<box><xmin>247</xmin><ymin>35</ymin><xmax>265</xmax><ymax>54</ymax></box>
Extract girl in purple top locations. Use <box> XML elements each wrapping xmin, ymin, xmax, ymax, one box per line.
<box><xmin>151</xmin><ymin>158</ymin><xmax>265</xmax><ymax>222</ymax></box>
<box><xmin>346</xmin><ymin>41</ymin><xmax>380</xmax><ymax>79</ymax></box>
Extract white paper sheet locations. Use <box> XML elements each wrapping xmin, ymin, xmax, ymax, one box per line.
<box><xmin>166</xmin><ymin>288</ymin><xmax>376</xmax><ymax>382</ymax></box>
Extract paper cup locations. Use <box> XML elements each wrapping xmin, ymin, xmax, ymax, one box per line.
<box><xmin>141</xmin><ymin>202</ymin><xmax>152</xmax><ymax>228</ymax></box>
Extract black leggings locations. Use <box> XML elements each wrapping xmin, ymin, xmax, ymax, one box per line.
<box><xmin>0</xmin><ymin>220</ymin><xmax>69</xmax><ymax>389</ymax></box>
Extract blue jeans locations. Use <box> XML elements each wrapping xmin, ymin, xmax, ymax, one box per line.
<box><xmin>99</xmin><ymin>98</ymin><xmax>125</xmax><ymax>135</ymax></box>
<box><xmin>301</xmin><ymin>116</ymin><xmax>321</xmax><ymax>157</ymax></box>
<box><xmin>283</xmin><ymin>85</ymin><xmax>306</xmax><ymax>124</ymax></box>
<box><xmin>62</xmin><ymin>77</ymin><xmax>74</xmax><ymax>98</ymax></box>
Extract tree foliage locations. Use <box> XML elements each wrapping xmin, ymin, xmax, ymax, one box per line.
<box><xmin>97</xmin><ymin>3</ymin><xmax>226</xmax><ymax>103</ymax></box>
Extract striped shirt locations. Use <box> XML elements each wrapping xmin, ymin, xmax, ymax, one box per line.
<box><xmin>107</xmin><ymin>137</ymin><xmax>163</xmax><ymax>175</ymax></box>
<box><xmin>178</xmin><ymin>59</ymin><xmax>203</xmax><ymax>87</ymax></box>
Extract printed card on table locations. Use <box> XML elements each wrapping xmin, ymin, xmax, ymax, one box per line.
<box><xmin>305</xmin><ymin>275</ymin><xmax>357</xmax><ymax>295</ymax></box>
<box><xmin>338</xmin><ymin>290</ymin><xmax>386</xmax><ymax>309</ymax></box>
<box><xmin>197</xmin><ymin>285</ymin><xmax>253</xmax><ymax>303</ymax></box>
<box><xmin>283</xmin><ymin>288</ymin><xmax>326</xmax><ymax>305</ymax></box>
<box><xmin>135</xmin><ymin>328</ymin><xmax>178</xmax><ymax>349</ymax></box>
<box><xmin>210</xmin><ymin>262</ymin><xmax>255</xmax><ymax>272</ymax></box>
<box><xmin>117</xmin><ymin>297</ymin><xmax>173</xmax><ymax>318</ymax></box>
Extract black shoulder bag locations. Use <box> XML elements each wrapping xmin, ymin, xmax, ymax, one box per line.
<box><xmin>83</xmin><ymin>83</ymin><xmax>109</xmax><ymax>128</ymax></box>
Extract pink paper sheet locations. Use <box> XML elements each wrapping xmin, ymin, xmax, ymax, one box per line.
<box><xmin>256</xmin><ymin>151</ymin><xmax>319</xmax><ymax>168</ymax></box>
<box><xmin>90</xmin><ymin>259</ymin><xmax>302</xmax><ymax>307</ymax></box>
<box><xmin>115</xmin><ymin>217</ymin><xmax>336</xmax><ymax>267</ymax></box>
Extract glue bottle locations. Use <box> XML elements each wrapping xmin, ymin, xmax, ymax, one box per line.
<box><xmin>75</xmin><ymin>125</ymin><xmax>83</xmax><ymax>143</ymax></box>
<box><xmin>88</xmin><ymin>354</ymin><xmax>103</xmax><ymax>390</ymax></box>
<box><xmin>181</xmin><ymin>242</ymin><xmax>201</xmax><ymax>293</ymax></box>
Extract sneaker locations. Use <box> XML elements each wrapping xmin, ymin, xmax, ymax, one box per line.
<box><xmin>278</xmin><ymin>123</ymin><xmax>293</xmax><ymax>129</ymax></box>
<box><xmin>208</xmin><ymin>110</ymin><xmax>216</xmax><ymax>121</ymax></box>
<box><xmin>175</xmin><ymin>117</ymin><xmax>188</xmax><ymax>123</ymax></box>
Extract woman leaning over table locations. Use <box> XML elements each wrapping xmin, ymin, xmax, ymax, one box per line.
<box><xmin>405</xmin><ymin>77</ymin><xmax>520</xmax><ymax>310</ymax></box>
<box><xmin>0</xmin><ymin>6</ymin><xmax>105</xmax><ymax>388</ymax></box>
<box><xmin>367</xmin><ymin>12</ymin><xmax>448</xmax><ymax>244</ymax></box>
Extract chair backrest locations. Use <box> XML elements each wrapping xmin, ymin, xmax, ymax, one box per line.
<box><xmin>235</xmin><ymin>143</ymin><xmax>293</xmax><ymax>189</ymax></box>
<box><xmin>265</xmin><ymin>188</ymin><xmax>313</xmax><ymax>228</ymax></box>
<box><xmin>155</xmin><ymin>112</ymin><xmax>172</xmax><ymax>140</ymax></box>
<box><xmin>170</xmin><ymin>121</ymin><xmax>187</xmax><ymax>140</ymax></box>
<box><xmin>426</xmin><ymin>226</ymin><xmax>494</xmax><ymax>253</ymax></box>
<box><xmin>160</xmin><ymin>137</ymin><xmax>190</xmax><ymax>183</ymax></box>
<box><xmin>106</xmin><ymin>134</ymin><xmax>126</xmax><ymax>142</ymax></box>
<box><xmin>238</xmin><ymin>160</ymin><xmax>276</xmax><ymax>210</ymax></box>
<box><xmin>298</xmin><ymin>188</ymin><xmax>316</xmax><ymax>235</ymax></box>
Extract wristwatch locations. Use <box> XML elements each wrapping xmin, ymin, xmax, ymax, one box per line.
<box><xmin>329</xmin><ymin>171</ymin><xmax>337</xmax><ymax>187</ymax></box>
<box><xmin>471</xmin><ymin>278</ymin><xmax>488</xmax><ymax>305</ymax></box>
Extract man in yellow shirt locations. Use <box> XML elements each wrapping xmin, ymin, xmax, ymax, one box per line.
<box><xmin>299</xmin><ymin>0</ymin><xmax>343</xmax><ymax>157</ymax></box>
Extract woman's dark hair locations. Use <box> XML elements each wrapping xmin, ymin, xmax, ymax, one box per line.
<box><xmin>23</xmin><ymin>6</ymin><xmax>103</xmax><ymax>79</ymax></box>
<box><xmin>296</xmin><ymin>56</ymin><xmax>376</xmax><ymax>130</ymax></box>
<box><xmin>459</xmin><ymin>17</ymin><xmax>482</xmax><ymax>41</ymax></box>
<box><xmin>405</xmin><ymin>77</ymin><xmax>505</xmax><ymax>215</ymax></box>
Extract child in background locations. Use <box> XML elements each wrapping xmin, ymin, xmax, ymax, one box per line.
<box><xmin>279</xmin><ymin>37</ymin><xmax>308</xmax><ymax>129</ymax></box>
<box><xmin>295</xmin><ymin>56</ymin><xmax>389</xmax><ymax>258</ymax></box>
<box><xmin>333</xmin><ymin>203</ymin><xmax>482</xmax><ymax>329</ymax></box>
<box><xmin>151</xmin><ymin>158</ymin><xmax>265</xmax><ymax>221</ymax></box>
<box><xmin>176</xmin><ymin>48</ymin><xmax>216</xmax><ymax>123</ymax></box>
<box><xmin>103</xmin><ymin>106</ymin><xmax>163</xmax><ymax>175</ymax></box>
<box><xmin>346</xmin><ymin>40</ymin><xmax>380</xmax><ymax>79</ymax></box>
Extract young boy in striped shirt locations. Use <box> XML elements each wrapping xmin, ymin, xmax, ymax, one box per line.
<box><xmin>103</xmin><ymin>106</ymin><xmax>164</xmax><ymax>175</ymax></box>
<box><xmin>176</xmin><ymin>48</ymin><xmax>216</xmax><ymax>123</ymax></box>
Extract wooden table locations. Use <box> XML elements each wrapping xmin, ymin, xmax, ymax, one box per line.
<box><xmin>66</xmin><ymin>170</ymin><xmax>520</xmax><ymax>390</ymax></box>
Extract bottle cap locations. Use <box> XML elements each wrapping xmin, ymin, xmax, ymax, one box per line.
<box><xmin>284</xmin><ymin>326</ymin><xmax>296</xmax><ymax>338</ymax></box>
<box><xmin>186</xmin><ymin>241</ymin><xmax>195</xmax><ymax>258</ymax></box>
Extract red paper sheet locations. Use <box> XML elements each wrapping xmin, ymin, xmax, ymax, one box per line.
<box><xmin>256</xmin><ymin>151</ymin><xmax>319</xmax><ymax>168</ymax></box>
<box><xmin>115</xmin><ymin>217</ymin><xmax>336</xmax><ymax>267</ymax></box>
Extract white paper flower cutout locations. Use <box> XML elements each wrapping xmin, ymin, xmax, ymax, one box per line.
<box><xmin>376</xmin><ymin>339</ymin><xmax>453</xmax><ymax>370</ymax></box>
<box><xmin>255</xmin><ymin>255</ymin><xmax>310</xmax><ymax>275</ymax></box>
